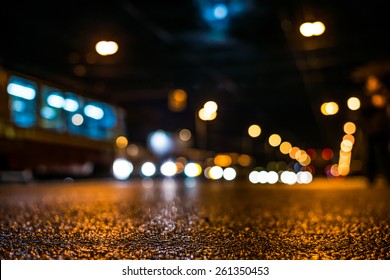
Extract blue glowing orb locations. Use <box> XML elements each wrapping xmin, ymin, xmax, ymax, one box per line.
<box><xmin>213</xmin><ymin>4</ymin><xmax>228</xmax><ymax>20</ymax></box>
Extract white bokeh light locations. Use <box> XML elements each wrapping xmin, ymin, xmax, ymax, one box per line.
<box><xmin>209</xmin><ymin>166</ymin><xmax>223</xmax><ymax>180</ymax></box>
<box><xmin>160</xmin><ymin>161</ymin><xmax>177</xmax><ymax>177</ymax></box>
<box><xmin>184</xmin><ymin>162</ymin><xmax>202</xmax><ymax>177</ymax></box>
<box><xmin>71</xmin><ymin>113</ymin><xmax>84</xmax><ymax>126</ymax></box>
<box><xmin>112</xmin><ymin>159</ymin><xmax>133</xmax><ymax>180</ymax></box>
<box><xmin>257</xmin><ymin>170</ymin><xmax>268</xmax><ymax>184</ymax></box>
<box><xmin>223</xmin><ymin>167</ymin><xmax>237</xmax><ymax>181</ymax></box>
<box><xmin>266</xmin><ymin>171</ymin><xmax>279</xmax><ymax>184</ymax></box>
<box><xmin>280</xmin><ymin>171</ymin><xmax>297</xmax><ymax>185</ymax></box>
<box><xmin>249</xmin><ymin>171</ymin><xmax>259</xmax><ymax>184</ymax></box>
<box><xmin>95</xmin><ymin>41</ymin><xmax>119</xmax><ymax>56</ymax></box>
<box><xmin>297</xmin><ymin>171</ymin><xmax>313</xmax><ymax>184</ymax></box>
<box><xmin>141</xmin><ymin>162</ymin><xmax>156</xmax><ymax>177</ymax></box>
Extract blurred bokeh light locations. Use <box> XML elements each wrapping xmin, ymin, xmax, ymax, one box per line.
<box><xmin>95</xmin><ymin>41</ymin><xmax>118</xmax><ymax>56</ymax></box>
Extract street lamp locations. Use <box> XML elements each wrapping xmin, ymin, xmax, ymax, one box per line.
<box><xmin>199</xmin><ymin>101</ymin><xmax>218</xmax><ymax>121</ymax></box>
<box><xmin>243</xmin><ymin>124</ymin><xmax>262</xmax><ymax>154</ymax></box>
<box><xmin>196</xmin><ymin>100</ymin><xmax>218</xmax><ymax>149</ymax></box>
<box><xmin>347</xmin><ymin>97</ymin><xmax>361</xmax><ymax>111</ymax></box>
<box><xmin>320</xmin><ymin>101</ymin><xmax>339</xmax><ymax>116</ymax></box>
<box><xmin>95</xmin><ymin>41</ymin><xmax>119</xmax><ymax>56</ymax></box>
<box><xmin>299</xmin><ymin>21</ymin><xmax>326</xmax><ymax>37</ymax></box>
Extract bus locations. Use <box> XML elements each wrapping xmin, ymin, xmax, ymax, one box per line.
<box><xmin>0</xmin><ymin>68</ymin><xmax>126</xmax><ymax>182</ymax></box>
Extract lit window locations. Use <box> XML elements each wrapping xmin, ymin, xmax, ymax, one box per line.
<box><xmin>83</xmin><ymin>101</ymin><xmax>117</xmax><ymax>139</ymax></box>
<box><xmin>40</xmin><ymin>106</ymin><xmax>57</xmax><ymax>120</ymax></box>
<box><xmin>7</xmin><ymin>76</ymin><xmax>37</xmax><ymax>127</ymax></box>
<box><xmin>40</xmin><ymin>86</ymin><xmax>66</xmax><ymax>132</ymax></box>
<box><xmin>7</xmin><ymin>82</ymin><xmax>36</xmax><ymax>100</ymax></box>
<box><xmin>65</xmin><ymin>93</ymin><xmax>85</xmax><ymax>136</ymax></box>
<box><xmin>101</xmin><ymin>105</ymin><xmax>117</xmax><ymax>128</ymax></box>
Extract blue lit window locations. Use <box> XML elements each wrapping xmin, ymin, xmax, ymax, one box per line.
<box><xmin>101</xmin><ymin>104</ymin><xmax>117</xmax><ymax>139</ymax></box>
<box><xmin>83</xmin><ymin>101</ymin><xmax>105</xmax><ymax>139</ymax></box>
<box><xmin>83</xmin><ymin>101</ymin><xmax>117</xmax><ymax>139</ymax></box>
<box><xmin>40</xmin><ymin>86</ymin><xmax>66</xmax><ymax>132</ymax></box>
<box><xmin>65</xmin><ymin>93</ymin><xmax>85</xmax><ymax>136</ymax></box>
<box><xmin>101</xmin><ymin>105</ymin><xmax>117</xmax><ymax>129</ymax></box>
<box><xmin>7</xmin><ymin>76</ymin><xmax>37</xmax><ymax>127</ymax></box>
<box><xmin>84</xmin><ymin>103</ymin><xmax>104</xmax><ymax>120</ymax></box>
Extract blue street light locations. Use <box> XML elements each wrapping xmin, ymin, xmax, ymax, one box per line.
<box><xmin>213</xmin><ymin>4</ymin><xmax>228</xmax><ymax>20</ymax></box>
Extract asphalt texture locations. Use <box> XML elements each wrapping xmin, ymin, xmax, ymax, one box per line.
<box><xmin>1</xmin><ymin>177</ymin><xmax>390</xmax><ymax>260</ymax></box>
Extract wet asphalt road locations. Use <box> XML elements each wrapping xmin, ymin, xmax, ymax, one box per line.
<box><xmin>1</xmin><ymin>177</ymin><xmax>390</xmax><ymax>260</ymax></box>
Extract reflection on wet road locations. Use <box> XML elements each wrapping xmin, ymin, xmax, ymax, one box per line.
<box><xmin>1</xmin><ymin>178</ymin><xmax>390</xmax><ymax>259</ymax></box>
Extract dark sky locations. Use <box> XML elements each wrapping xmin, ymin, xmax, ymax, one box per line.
<box><xmin>1</xmin><ymin>0</ymin><xmax>390</xmax><ymax>154</ymax></box>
